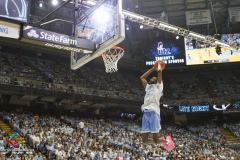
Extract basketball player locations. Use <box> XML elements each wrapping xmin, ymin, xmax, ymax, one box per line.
<box><xmin>198</xmin><ymin>52</ymin><xmax>202</xmax><ymax>60</ymax></box>
<box><xmin>188</xmin><ymin>53</ymin><xmax>191</xmax><ymax>60</ymax></box>
<box><xmin>204</xmin><ymin>46</ymin><xmax>207</xmax><ymax>55</ymax></box>
<box><xmin>140</xmin><ymin>61</ymin><xmax>174</xmax><ymax>151</ymax></box>
<box><xmin>208</xmin><ymin>49</ymin><xmax>211</xmax><ymax>57</ymax></box>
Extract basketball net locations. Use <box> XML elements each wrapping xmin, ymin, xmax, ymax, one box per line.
<box><xmin>102</xmin><ymin>46</ymin><xmax>124</xmax><ymax>73</ymax></box>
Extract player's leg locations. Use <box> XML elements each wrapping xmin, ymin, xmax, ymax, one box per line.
<box><xmin>141</xmin><ymin>112</ymin><xmax>155</xmax><ymax>144</ymax></box>
<box><xmin>141</xmin><ymin>133</ymin><xmax>155</xmax><ymax>144</ymax></box>
<box><xmin>149</xmin><ymin>112</ymin><xmax>167</xmax><ymax>144</ymax></box>
<box><xmin>152</xmin><ymin>133</ymin><xmax>167</xmax><ymax>144</ymax></box>
<box><xmin>150</xmin><ymin>111</ymin><xmax>175</xmax><ymax>150</ymax></box>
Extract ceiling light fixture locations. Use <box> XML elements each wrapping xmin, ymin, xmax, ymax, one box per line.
<box><xmin>122</xmin><ymin>11</ymin><xmax>144</xmax><ymax>20</ymax></box>
<box><xmin>52</xmin><ymin>0</ymin><xmax>58</xmax><ymax>5</ymax></box>
<box><xmin>126</xmin><ymin>24</ymin><xmax>129</xmax><ymax>30</ymax></box>
<box><xmin>189</xmin><ymin>32</ymin><xmax>206</xmax><ymax>39</ymax></box>
<box><xmin>159</xmin><ymin>23</ymin><xmax>178</xmax><ymax>31</ymax></box>
<box><xmin>39</xmin><ymin>0</ymin><xmax>44</xmax><ymax>7</ymax></box>
<box><xmin>215</xmin><ymin>41</ymin><xmax>230</xmax><ymax>47</ymax></box>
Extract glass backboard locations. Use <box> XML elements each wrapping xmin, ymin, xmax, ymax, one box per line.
<box><xmin>71</xmin><ymin>0</ymin><xmax>125</xmax><ymax>70</ymax></box>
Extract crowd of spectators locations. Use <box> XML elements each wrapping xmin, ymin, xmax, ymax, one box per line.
<box><xmin>168</xmin><ymin>73</ymin><xmax>208</xmax><ymax>99</ymax></box>
<box><xmin>223</xmin><ymin>122</ymin><xmax>240</xmax><ymax>140</ymax></box>
<box><xmin>221</xmin><ymin>33</ymin><xmax>240</xmax><ymax>47</ymax></box>
<box><xmin>0</xmin><ymin>111</ymin><xmax>239</xmax><ymax>160</ymax></box>
<box><xmin>0</xmin><ymin>52</ymin><xmax>43</xmax><ymax>81</ymax></box>
<box><xmin>27</xmin><ymin>58</ymin><xmax>140</xmax><ymax>94</ymax></box>
<box><xmin>201</xmin><ymin>71</ymin><xmax>240</xmax><ymax>96</ymax></box>
<box><xmin>1</xmin><ymin>51</ymin><xmax>240</xmax><ymax>106</ymax></box>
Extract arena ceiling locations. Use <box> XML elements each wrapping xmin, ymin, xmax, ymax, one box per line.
<box><xmin>1</xmin><ymin>0</ymin><xmax>240</xmax><ymax>111</ymax></box>
<box><xmin>28</xmin><ymin>0</ymin><xmax>240</xmax><ymax>53</ymax></box>
<box><xmin>1</xmin><ymin>0</ymin><xmax>240</xmax><ymax>70</ymax></box>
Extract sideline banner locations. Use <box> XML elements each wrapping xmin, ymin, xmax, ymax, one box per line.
<box><xmin>228</xmin><ymin>7</ymin><xmax>240</xmax><ymax>23</ymax></box>
<box><xmin>161</xmin><ymin>103</ymin><xmax>240</xmax><ymax>113</ymax></box>
<box><xmin>0</xmin><ymin>20</ymin><xmax>20</xmax><ymax>39</ymax></box>
<box><xmin>185</xmin><ymin>9</ymin><xmax>212</xmax><ymax>25</ymax></box>
<box><xmin>21</xmin><ymin>26</ymin><xmax>95</xmax><ymax>53</ymax></box>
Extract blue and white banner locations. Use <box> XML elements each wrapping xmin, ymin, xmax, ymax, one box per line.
<box><xmin>179</xmin><ymin>105</ymin><xmax>210</xmax><ymax>113</ymax></box>
<box><xmin>22</xmin><ymin>26</ymin><xmax>95</xmax><ymax>53</ymax></box>
<box><xmin>185</xmin><ymin>9</ymin><xmax>212</xmax><ymax>25</ymax></box>
<box><xmin>0</xmin><ymin>20</ymin><xmax>20</xmax><ymax>39</ymax></box>
<box><xmin>161</xmin><ymin>103</ymin><xmax>240</xmax><ymax>112</ymax></box>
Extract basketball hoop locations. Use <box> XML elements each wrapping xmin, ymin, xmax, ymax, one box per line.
<box><xmin>102</xmin><ymin>46</ymin><xmax>124</xmax><ymax>73</ymax></box>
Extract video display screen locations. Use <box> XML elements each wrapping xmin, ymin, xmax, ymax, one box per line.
<box><xmin>0</xmin><ymin>0</ymin><xmax>30</xmax><ymax>23</ymax></box>
<box><xmin>144</xmin><ymin>37</ymin><xmax>186</xmax><ymax>67</ymax></box>
<box><xmin>185</xmin><ymin>33</ymin><xmax>240</xmax><ymax>65</ymax></box>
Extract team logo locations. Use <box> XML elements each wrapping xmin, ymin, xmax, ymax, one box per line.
<box><xmin>27</xmin><ymin>29</ymin><xmax>39</xmax><ymax>38</ymax></box>
<box><xmin>213</xmin><ymin>104</ymin><xmax>230</xmax><ymax>110</ymax></box>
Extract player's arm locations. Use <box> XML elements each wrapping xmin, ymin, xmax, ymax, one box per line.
<box><xmin>157</xmin><ymin>60</ymin><xmax>163</xmax><ymax>84</ymax></box>
<box><xmin>140</xmin><ymin>67</ymin><xmax>155</xmax><ymax>89</ymax></box>
<box><xmin>157</xmin><ymin>70</ymin><xmax>162</xmax><ymax>84</ymax></box>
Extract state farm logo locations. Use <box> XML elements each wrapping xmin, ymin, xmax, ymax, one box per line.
<box><xmin>27</xmin><ymin>29</ymin><xmax>39</xmax><ymax>38</ymax></box>
<box><xmin>25</xmin><ymin>28</ymin><xmax>77</xmax><ymax>45</ymax></box>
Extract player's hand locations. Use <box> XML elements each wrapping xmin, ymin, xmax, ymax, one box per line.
<box><xmin>152</xmin><ymin>66</ymin><xmax>158</xmax><ymax>71</ymax></box>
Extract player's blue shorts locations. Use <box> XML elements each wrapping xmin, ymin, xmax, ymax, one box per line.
<box><xmin>141</xmin><ymin>110</ymin><xmax>161</xmax><ymax>133</ymax></box>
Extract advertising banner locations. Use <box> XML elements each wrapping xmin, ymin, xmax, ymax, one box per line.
<box><xmin>0</xmin><ymin>20</ymin><xmax>20</xmax><ymax>39</ymax></box>
<box><xmin>21</xmin><ymin>26</ymin><xmax>95</xmax><ymax>53</ymax></box>
<box><xmin>161</xmin><ymin>104</ymin><xmax>240</xmax><ymax>113</ymax></box>
<box><xmin>186</xmin><ymin>9</ymin><xmax>212</xmax><ymax>25</ymax></box>
<box><xmin>228</xmin><ymin>7</ymin><xmax>240</xmax><ymax>23</ymax></box>
<box><xmin>143</xmin><ymin>37</ymin><xmax>186</xmax><ymax>68</ymax></box>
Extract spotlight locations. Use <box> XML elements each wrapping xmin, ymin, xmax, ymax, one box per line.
<box><xmin>92</xmin><ymin>6</ymin><xmax>110</xmax><ymax>24</ymax></box>
<box><xmin>52</xmin><ymin>0</ymin><xmax>58</xmax><ymax>5</ymax></box>
<box><xmin>140</xmin><ymin>25</ymin><xmax>143</xmax><ymax>29</ymax></box>
<box><xmin>39</xmin><ymin>0</ymin><xmax>44</xmax><ymax>7</ymax></box>
<box><xmin>176</xmin><ymin>35</ymin><xmax>179</xmax><ymax>39</ymax></box>
<box><xmin>135</xmin><ymin>5</ymin><xmax>139</xmax><ymax>13</ymax></box>
<box><xmin>126</xmin><ymin>24</ymin><xmax>129</xmax><ymax>30</ymax></box>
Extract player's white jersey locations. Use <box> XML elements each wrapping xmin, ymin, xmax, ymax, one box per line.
<box><xmin>141</xmin><ymin>82</ymin><xmax>163</xmax><ymax>115</ymax></box>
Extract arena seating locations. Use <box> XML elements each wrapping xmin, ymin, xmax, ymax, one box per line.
<box><xmin>224</xmin><ymin>122</ymin><xmax>240</xmax><ymax>140</ymax></box>
<box><xmin>0</xmin><ymin>112</ymin><xmax>239</xmax><ymax>159</ymax></box>
<box><xmin>0</xmin><ymin>50</ymin><xmax>240</xmax><ymax>105</ymax></box>
<box><xmin>0</xmin><ymin>52</ymin><xmax>43</xmax><ymax>82</ymax></box>
<box><xmin>168</xmin><ymin>73</ymin><xmax>209</xmax><ymax>99</ymax></box>
<box><xmin>201</xmin><ymin>71</ymin><xmax>240</xmax><ymax>96</ymax></box>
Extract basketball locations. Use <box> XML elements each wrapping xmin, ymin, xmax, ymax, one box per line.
<box><xmin>154</xmin><ymin>60</ymin><xmax>166</xmax><ymax>70</ymax></box>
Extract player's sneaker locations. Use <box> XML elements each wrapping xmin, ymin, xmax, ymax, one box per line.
<box><xmin>162</xmin><ymin>136</ymin><xmax>175</xmax><ymax>151</ymax></box>
<box><xmin>157</xmin><ymin>137</ymin><xmax>166</xmax><ymax>147</ymax></box>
